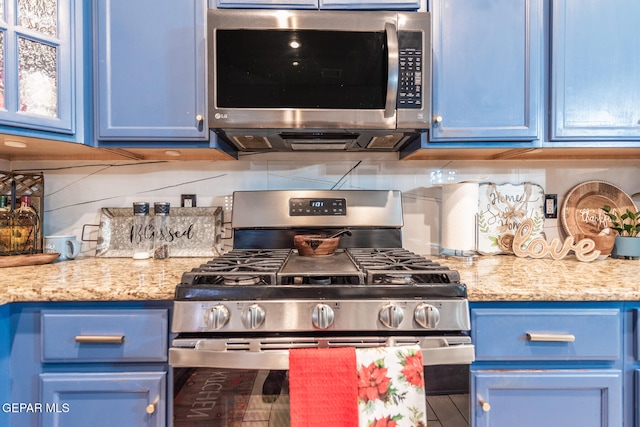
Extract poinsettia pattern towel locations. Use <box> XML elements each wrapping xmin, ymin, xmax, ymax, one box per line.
<box><xmin>356</xmin><ymin>345</ymin><xmax>428</xmax><ymax>427</ymax></box>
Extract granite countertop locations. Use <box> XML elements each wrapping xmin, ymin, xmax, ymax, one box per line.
<box><xmin>1</xmin><ymin>255</ymin><xmax>640</xmax><ymax>305</ymax></box>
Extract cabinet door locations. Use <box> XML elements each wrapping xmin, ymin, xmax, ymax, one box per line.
<box><xmin>430</xmin><ymin>0</ymin><xmax>541</xmax><ymax>141</ymax></box>
<box><xmin>94</xmin><ymin>0</ymin><xmax>207</xmax><ymax>141</ymax></box>
<box><xmin>473</xmin><ymin>370</ymin><xmax>622</xmax><ymax>427</ymax></box>
<box><xmin>319</xmin><ymin>0</ymin><xmax>420</xmax><ymax>10</ymax></box>
<box><xmin>0</xmin><ymin>0</ymin><xmax>75</xmax><ymax>133</ymax></box>
<box><xmin>216</xmin><ymin>0</ymin><xmax>318</xmax><ymax>8</ymax></box>
<box><xmin>40</xmin><ymin>372</ymin><xmax>166</xmax><ymax>427</ymax></box>
<box><xmin>550</xmin><ymin>0</ymin><xmax>640</xmax><ymax>140</ymax></box>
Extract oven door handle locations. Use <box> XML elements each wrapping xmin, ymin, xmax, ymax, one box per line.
<box><xmin>169</xmin><ymin>340</ymin><xmax>474</xmax><ymax>370</ymax></box>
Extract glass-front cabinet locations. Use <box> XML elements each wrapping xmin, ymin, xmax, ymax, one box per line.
<box><xmin>0</xmin><ymin>0</ymin><xmax>75</xmax><ymax>134</ymax></box>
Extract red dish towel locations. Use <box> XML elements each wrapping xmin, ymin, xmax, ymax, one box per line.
<box><xmin>289</xmin><ymin>347</ymin><xmax>359</xmax><ymax>427</ymax></box>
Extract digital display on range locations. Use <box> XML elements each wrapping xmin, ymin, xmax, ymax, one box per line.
<box><xmin>289</xmin><ymin>198</ymin><xmax>346</xmax><ymax>216</ymax></box>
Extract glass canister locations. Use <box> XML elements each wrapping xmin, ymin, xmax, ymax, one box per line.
<box><xmin>0</xmin><ymin>195</ymin><xmax>11</xmax><ymax>255</ymax></box>
<box><xmin>153</xmin><ymin>202</ymin><xmax>170</xmax><ymax>259</ymax></box>
<box><xmin>132</xmin><ymin>202</ymin><xmax>152</xmax><ymax>259</ymax></box>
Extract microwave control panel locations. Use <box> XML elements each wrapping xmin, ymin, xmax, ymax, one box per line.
<box><xmin>289</xmin><ymin>198</ymin><xmax>347</xmax><ymax>216</ymax></box>
<box><xmin>398</xmin><ymin>32</ymin><xmax>423</xmax><ymax>110</ymax></box>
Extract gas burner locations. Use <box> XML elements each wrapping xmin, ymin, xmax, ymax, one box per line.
<box><xmin>309</xmin><ymin>276</ymin><xmax>332</xmax><ymax>285</ymax></box>
<box><xmin>380</xmin><ymin>274</ymin><xmax>415</xmax><ymax>285</ymax></box>
<box><xmin>223</xmin><ymin>275</ymin><xmax>262</xmax><ymax>286</ymax></box>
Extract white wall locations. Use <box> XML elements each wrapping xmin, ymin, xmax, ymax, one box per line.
<box><xmin>10</xmin><ymin>155</ymin><xmax>640</xmax><ymax>256</ymax></box>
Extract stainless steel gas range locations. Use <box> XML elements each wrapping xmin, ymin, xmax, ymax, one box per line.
<box><xmin>169</xmin><ymin>190</ymin><xmax>473</xmax><ymax>426</ymax></box>
<box><xmin>170</xmin><ymin>190</ymin><xmax>473</xmax><ymax>367</ymax></box>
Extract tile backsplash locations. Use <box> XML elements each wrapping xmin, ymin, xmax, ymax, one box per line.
<box><xmin>9</xmin><ymin>155</ymin><xmax>640</xmax><ymax>257</ymax></box>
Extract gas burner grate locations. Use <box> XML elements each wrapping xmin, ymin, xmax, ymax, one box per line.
<box><xmin>180</xmin><ymin>249</ymin><xmax>290</xmax><ymax>286</ymax></box>
<box><xmin>348</xmin><ymin>248</ymin><xmax>461</xmax><ymax>284</ymax></box>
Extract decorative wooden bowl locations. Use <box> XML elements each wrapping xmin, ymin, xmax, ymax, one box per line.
<box><xmin>294</xmin><ymin>235</ymin><xmax>340</xmax><ymax>256</ymax></box>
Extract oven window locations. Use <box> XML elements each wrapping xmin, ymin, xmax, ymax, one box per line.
<box><xmin>173</xmin><ymin>367</ymin><xmax>470</xmax><ymax>426</ymax></box>
<box><xmin>216</xmin><ymin>30</ymin><xmax>388</xmax><ymax>109</ymax></box>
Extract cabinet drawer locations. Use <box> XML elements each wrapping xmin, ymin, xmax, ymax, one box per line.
<box><xmin>41</xmin><ymin>309</ymin><xmax>168</xmax><ymax>362</ymax></box>
<box><xmin>472</xmin><ymin>308</ymin><xmax>621</xmax><ymax>361</ymax></box>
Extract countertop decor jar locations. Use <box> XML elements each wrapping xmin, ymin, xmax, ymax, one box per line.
<box><xmin>132</xmin><ymin>202</ymin><xmax>152</xmax><ymax>260</ymax></box>
<box><xmin>153</xmin><ymin>202</ymin><xmax>170</xmax><ymax>259</ymax></box>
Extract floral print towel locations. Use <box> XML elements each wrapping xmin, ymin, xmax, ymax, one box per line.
<box><xmin>356</xmin><ymin>345</ymin><xmax>427</xmax><ymax>427</ymax></box>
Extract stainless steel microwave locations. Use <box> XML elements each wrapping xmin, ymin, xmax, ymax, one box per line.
<box><xmin>207</xmin><ymin>9</ymin><xmax>431</xmax><ymax>152</ymax></box>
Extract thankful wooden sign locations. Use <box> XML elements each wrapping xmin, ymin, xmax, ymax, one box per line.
<box><xmin>512</xmin><ymin>218</ymin><xmax>600</xmax><ymax>262</ymax></box>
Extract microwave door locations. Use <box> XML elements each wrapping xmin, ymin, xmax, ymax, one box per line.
<box><xmin>384</xmin><ymin>22</ymin><xmax>399</xmax><ymax>120</ymax></box>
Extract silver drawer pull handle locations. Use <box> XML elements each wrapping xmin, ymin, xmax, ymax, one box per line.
<box><xmin>526</xmin><ymin>333</ymin><xmax>575</xmax><ymax>342</ymax></box>
<box><xmin>75</xmin><ymin>335</ymin><xmax>125</xmax><ymax>344</ymax></box>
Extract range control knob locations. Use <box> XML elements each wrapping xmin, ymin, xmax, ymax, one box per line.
<box><xmin>379</xmin><ymin>303</ymin><xmax>404</xmax><ymax>329</ymax></box>
<box><xmin>204</xmin><ymin>304</ymin><xmax>230</xmax><ymax>330</ymax></box>
<box><xmin>241</xmin><ymin>304</ymin><xmax>266</xmax><ymax>329</ymax></box>
<box><xmin>312</xmin><ymin>303</ymin><xmax>335</xmax><ymax>330</ymax></box>
<box><xmin>414</xmin><ymin>303</ymin><xmax>440</xmax><ymax>329</ymax></box>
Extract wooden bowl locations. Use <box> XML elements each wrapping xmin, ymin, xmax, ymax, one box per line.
<box><xmin>575</xmin><ymin>233</ymin><xmax>616</xmax><ymax>257</ymax></box>
<box><xmin>294</xmin><ymin>234</ymin><xmax>340</xmax><ymax>256</ymax></box>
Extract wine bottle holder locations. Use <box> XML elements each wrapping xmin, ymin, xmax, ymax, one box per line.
<box><xmin>0</xmin><ymin>171</ymin><xmax>45</xmax><ymax>255</ymax></box>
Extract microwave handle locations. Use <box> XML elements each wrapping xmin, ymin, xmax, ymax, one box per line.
<box><xmin>385</xmin><ymin>22</ymin><xmax>399</xmax><ymax>119</ymax></box>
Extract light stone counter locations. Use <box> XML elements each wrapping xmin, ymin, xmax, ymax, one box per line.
<box><xmin>0</xmin><ymin>257</ymin><xmax>211</xmax><ymax>305</ymax></box>
<box><xmin>1</xmin><ymin>255</ymin><xmax>639</xmax><ymax>305</ymax></box>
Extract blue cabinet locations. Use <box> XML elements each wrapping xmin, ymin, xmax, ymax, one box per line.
<box><xmin>622</xmin><ymin>305</ymin><xmax>640</xmax><ymax>427</ymax></box>
<box><xmin>319</xmin><ymin>0</ymin><xmax>420</xmax><ymax>9</ymax></box>
<box><xmin>429</xmin><ymin>0</ymin><xmax>542</xmax><ymax>142</ymax></box>
<box><xmin>214</xmin><ymin>0</ymin><xmax>420</xmax><ymax>10</ymax></box>
<box><xmin>216</xmin><ymin>0</ymin><xmax>317</xmax><ymax>8</ymax></box>
<box><xmin>0</xmin><ymin>304</ymin><xmax>9</xmax><ymax>427</ymax></box>
<box><xmin>94</xmin><ymin>0</ymin><xmax>207</xmax><ymax>141</ymax></box>
<box><xmin>0</xmin><ymin>0</ymin><xmax>85</xmax><ymax>140</ymax></box>
<box><xmin>40</xmin><ymin>372</ymin><xmax>166</xmax><ymax>427</ymax></box>
<box><xmin>474</xmin><ymin>371</ymin><xmax>622</xmax><ymax>427</ymax></box>
<box><xmin>550</xmin><ymin>0</ymin><xmax>640</xmax><ymax>141</ymax></box>
<box><xmin>471</xmin><ymin>303</ymin><xmax>624</xmax><ymax>427</ymax></box>
<box><xmin>7</xmin><ymin>302</ymin><xmax>171</xmax><ymax>427</ymax></box>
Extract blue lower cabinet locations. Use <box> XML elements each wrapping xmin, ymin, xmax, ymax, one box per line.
<box><xmin>40</xmin><ymin>372</ymin><xmax>166</xmax><ymax>427</ymax></box>
<box><xmin>473</xmin><ymin>370</ymin><xmax>623</xmax><ymax>427</ymax></box>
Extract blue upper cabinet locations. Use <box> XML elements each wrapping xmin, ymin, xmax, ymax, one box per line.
<box><xmin>550</xmin><ymin>0</ymin><xmax>640</xmax><ymax>141</ymax></box>
<box><xmin>215</xmin><ymin>0</ymin><xmax>419</xmax><ymax>10</ymax></box>
<box><xmin>216</xmin><ymin>0</ymin><xmax>318</xmax><ymax>8</ymax></box>
<box><xmin>319</xmin><ymin>0</ymin><xmax>420</xmax><ymax>10</ymax></box>
<box><xmin>94</xmin><ymin>0</ymin><xmax>207</xmax><ymax>141</ymax></box>
<box><xmin>429</xmin><ymin>0</ymin><xmax>542</xmax><ymax>142</ymax></box>
<box><xmin>0</xmin><ymin>0</ymin><xmax>79</xmax><ymax>136</ymax></box>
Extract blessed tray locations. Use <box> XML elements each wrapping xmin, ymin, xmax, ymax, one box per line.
<box><xmin>85</xmin><ymin>207</ymin><xmax>223</xmax><ymax>257</ymax></box>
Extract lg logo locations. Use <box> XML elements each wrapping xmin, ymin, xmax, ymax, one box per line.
<box><xmin>214</xmin><ymin>113</ymin><xmax>228</xmax><ymax>120</ymax></box>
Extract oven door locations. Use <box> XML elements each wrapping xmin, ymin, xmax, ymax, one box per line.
<box><xmin>170</xmin><ymin>336</ymin><xmax>473</xmax><ymax>427</ymax></box>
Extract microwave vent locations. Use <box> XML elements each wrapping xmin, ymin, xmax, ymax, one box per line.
<box><xmin>290</xmin><ymin>142</ymin><xmax>348</xmax><ymax>150</ymax></box>
<box><xmin>367</xmin><ymin>134</ymin><xmax>405</xmax><ymax>149</ymax></box>
<box><xmin>233</xmin><ymin>136</ymin><xmax>272</xmax><ymax>150</ymax></box>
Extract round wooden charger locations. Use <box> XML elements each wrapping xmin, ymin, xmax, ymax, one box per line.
<box><xmin>561</xmin><ymin>181</ymin><xmax>637</xmax><ymax>237</ymax></box>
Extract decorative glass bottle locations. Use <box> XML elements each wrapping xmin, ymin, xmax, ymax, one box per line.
<box><xmin>153</xmin><ymin>202</ymin><xmax>171</xmax><ymax>259</ymax></box>
<box><xmin>131</xmin><ymin>202</ymin><xmax>152</xmax><ymax>260</ymax></box>
<box><xmin>12</xmin><ymin>196</ymin><xmax>38</xmax><ymax>254</ymax></box>
<box><xmin>0</xmin><ymin>195</ymin><xmax>12</xmax><ymax>255</ymax></box>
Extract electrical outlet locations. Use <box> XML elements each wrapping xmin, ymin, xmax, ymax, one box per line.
<box><xmin>544</xmin><ymin>194</ymin><xmax>557</xmax><ymax>218</ymax></box>
<box><xmin>181</xmin><ymin>194</ymin><xmax>197</xmax><ymax>208</ymax></box>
